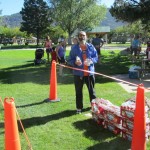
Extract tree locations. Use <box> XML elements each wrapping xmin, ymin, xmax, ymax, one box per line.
<box><xmin>48</xmin><ymin>0</ymin><xmax>106</xmax><ymax>43</ymax></box>
<box><xmin>43</xmin><ymin>25</ymin><xmax>68</xmax><ymax>44</ymax></box>
<box><xmin>0</xmin><ymin>26</ymin><xmax>26</xmax><ymax>38</ymax></box>
<box><xmin>107</xmin><ymin>29</ymin><xmax>116</xmax><ymax>44</ymax></box>
<box><xmin>109</xmin><ymin>0</ymin><xmax>150</xmax><ymax>31</ymax></box>
<box><xmin>20</xmin><ymin>0</ymin><xmax>51</xmax><ymax>45</ymax></box>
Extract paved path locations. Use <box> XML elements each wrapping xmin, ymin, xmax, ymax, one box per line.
<box><xmin>66</xmin><ymin>45</ymin><xmax>127</xmax><ymax>51</ymax></box>
<box><xmin>102</xmin><ymin>45</ymin><xmax>126</xmax><ymax>50</ymax></box>
<box><xmin>112</xmin><ymin>74</ymin><xmax>150</xmax><ymax>93</ymax></box>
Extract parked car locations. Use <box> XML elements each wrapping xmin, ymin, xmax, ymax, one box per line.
<box><xmin>1</xmin><ymin>38</ymin><xmax>14</xmax><ymax>45</ymax></box>
<box><xmin>9</xmin><ymin>39</ymin><xmax>14</xmax><ymax>45</ymax></box>
<box><xmin>1</xmin><ymin>39</ymin><xmax>9</xmax><ymax>46</ymax></box>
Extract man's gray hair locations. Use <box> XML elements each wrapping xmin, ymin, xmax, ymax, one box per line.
<box><xmin>78</xmin><ymin>31</ymin><xmax>86</xmax><ymax>36</ymax></box>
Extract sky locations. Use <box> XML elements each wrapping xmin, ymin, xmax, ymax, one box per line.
<box><xmin>0</xmin><ymin>0</ymin><xmax>115</xmax><ymax>16</ymax></box>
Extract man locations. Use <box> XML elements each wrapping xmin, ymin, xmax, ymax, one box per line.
<box><xmin>58</xmin><ymin>35</ymin><xmax>67</xmax><ymax>58</ymax></box>
<box><xmin>44</xmin><ymin>36</ymin><xmax>52</xmax><ymax>62</ymax></box>
<box><xmin>145</xmin><ymin>38</ymin><xmax>150</xmax><ymax>59</ymax></box>
<box><xmin>68</xmin><ymin>31</ymin><xmax>98</xmax><ymax>114</ymax></box>
<box><xmin>92</xmin><ymin>34</ymin><xmax>104</xmax><ymax>64</ymax></box>
<box><xmin>131</xmin><ymin>35</ymin><xmax>141</xmax><ymax>62</ymax></box>
<box><xmin>56</xmin><ymin>39</ymin><xmax>66</xmax><ymax>76</ymax></box>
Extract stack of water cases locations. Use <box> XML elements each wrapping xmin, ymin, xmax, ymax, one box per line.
<box><xmin>91</xmin><ymin>98</ymin><xmax>122</xmax><ymax>135</ymax></box>
<box><xmin>91</xmin><ymin>98</ymin><xmax>150</xmax><ymax>141</ymax></box>
<box><xmin>120</xmin><ymin>98</ymin><xmax>150</xmax><ymax>141</ymax></box>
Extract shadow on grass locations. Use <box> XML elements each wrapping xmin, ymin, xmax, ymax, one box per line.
<box><xmin>0</xmin><ymin>54</ymin><xmax>134</xmax><ymax>85</ymax></box>
<box><xmin>17</xmin><ymin>110</ymin><xmax>75</xmax><ymax>132</ymax></box>
<box><xmin>0</xmin><ymin>120</ymin><xmax>4</xmax><ymax>135</ymax></box>
<box><xmin>16</xmin><ymin>98</ymin><xmax>66</xmax><ymax>108</ymax></box>
<box><xmin>4</xmin><ymin>63</ymin><xmax>34</xmax><ymax>70</ymax></box>
<box><xmin>73</xmin><ymin>119</ymin><xmax>131</xmax><ymax>150</ymax></box>
<box><xmin>0</xmin><ymin>61</ymin><xmax>117</xmax><ymax>85</ymax></box>
<box><xmin>0</xmin><ymin>98</ymin><xmax>75</xmax><ymax>129</ymax></box>
<box><xmin>87</xmin><ymin>137</ymin><xmax>131</xmax><ymax>150</ymax></box>
<box><xmin>0</xmin><ymin>61</ymin><xmax>75</xmax><ymax>85</ymax></box>
<box><xmin>16</xmin><ymin>100</ymin><xmax>47</xmax><ymax>108</ymax></box>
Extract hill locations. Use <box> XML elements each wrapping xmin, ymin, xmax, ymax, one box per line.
<box><xmin>1</xmin><ymin>13</ymin><xmax>22</xmax><ymax>27</ymax></box>
<box><xmin>101</xmin><ymin>9</ymin><xmax>127</xmax><ymax>29</ymax></box>
<box><xmin>1</xmin><ymin>9</ymin><xmax>126</xmax><ymax>29</ymax></box>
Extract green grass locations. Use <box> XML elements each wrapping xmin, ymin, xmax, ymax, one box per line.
<box><xmin>0</xmin><ymin>49</ymin><xmax>150</xmax><ymax>150</ymax></box>
<box><xmin>105</xmin><ymin>42</ymin><xmax>147</xmax><ymax>48</ymax></box>
<box><xmin>1</xmin><ymin>42</ymin><xmax>147</xmax><ymax>50</ymax></box>
<box><xmin>0</xmin><ymin>43</ymin><xmax>44</xmax><ymax>49</ymax></box>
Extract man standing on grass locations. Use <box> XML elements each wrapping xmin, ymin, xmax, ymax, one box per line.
<box><xmin>92</xmin><ymin>34</ymin><xmax>104</xmax><ymax>64</ymax></box>
<box><xmin>131</xmin><ymin>35</ymin><xmax>141</xmax><ymax>62</ymax></box>
<box><xmin>68</xmin><ymin>31</ymin><xmax>98</xmax><ymax>114</ymax></box>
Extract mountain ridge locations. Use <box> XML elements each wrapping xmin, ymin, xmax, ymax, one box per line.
<box><xmin>1</xmin><ymin>9</ymin><xmax>126</xmax><ymax>29</ymax></box>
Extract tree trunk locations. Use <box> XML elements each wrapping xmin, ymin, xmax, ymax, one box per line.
<box><xmin>67</xmin><ymin>35</ymin><xmax>72</xmax><ymax>45</ymax></box>
<box><xmin>36</xmin><ymin>31</ymin><xmax>40</xmax><ymax>46</ymax></box>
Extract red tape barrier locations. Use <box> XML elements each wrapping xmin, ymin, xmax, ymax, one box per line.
<box><xmin>57</xmin><ymin>63</ymin><xmax>150</xmax><ymax>91</ymax></box>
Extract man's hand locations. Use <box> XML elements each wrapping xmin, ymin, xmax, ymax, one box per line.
<box><xmin>84</xmin><ymin>58</ymin><xmax>92</xmax><ymax>66</ymax></box>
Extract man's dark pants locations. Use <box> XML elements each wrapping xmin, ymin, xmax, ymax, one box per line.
<box><xmin>74</xmin><ymin>75</ymin><xmax>96</xmax><ymax>109</ymax></box>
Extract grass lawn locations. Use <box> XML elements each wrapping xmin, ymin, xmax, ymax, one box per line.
<box><xmin>0</xmin><ymin>49</ymin><xmax>150</xmax><ymax>150</ymax></box>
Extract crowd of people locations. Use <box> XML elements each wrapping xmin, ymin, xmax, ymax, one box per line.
<box><xmin>43</xmin><ymin>32</ymin><xmax>150</xmax><ymax>114</ymax></box>
<box><xmin>43</xmin><ymin>35</ymin><xmax>67</xmax><ymax>76</ymax></box>
<box><xmin>43</xmin><ymin>33</ymin><xmax>104</xmax><ymax>72</ymax></box>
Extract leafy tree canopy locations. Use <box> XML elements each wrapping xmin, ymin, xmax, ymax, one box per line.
<box><xmin>20</xmin><ymin>0</ymin><xmax>51</xmax><ymax>45</ymax></box>
<box><xmin>48</xmin><ymin>0</ymin><xmax>107</xmax><ymax>36</ymax></box>
<box><xmin>0</xmin><ymin>26</ymin><xmax>26</xmax><ymax>38</ymax></box>
<box><xmin>109</xmin><ymin>0</ymin><xmax>150</xmax><ymax>31</ymax></box>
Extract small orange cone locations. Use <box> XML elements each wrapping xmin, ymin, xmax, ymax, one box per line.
<box><xmin>131</xmin><ymin>84</ymin><xmax>146</xmax><ymax>150</ymax></box>
<box><xmin>4</xmin><ymin>97</ymin><xmax>21</xmax><ymax>150</ymax></box>
<box><xmin>48</xmin><ymin>60</ymin><xmax>60</xmax><ymax>102</ymax></box>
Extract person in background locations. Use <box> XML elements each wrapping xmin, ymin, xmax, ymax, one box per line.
<box><xmin>44</xmin><ymin>36</ymin><xmax>52</xmax><ymax>62</ymax></box>
<box><xmin>58</xmin><ymin>35</ymin><xmax>67</xmax><ymax>57</ymax></box>
<box><xmin>144</xmin><ymin>37</ymin><xmax>150</xmax><ymax>45</ymax></box>
<box><xmin>137</xmin><ymin>34</ymin><xmax>142</xmax><ymax>59</ymax></box>
<box><xmin>129</xmin><ymin>34</ymin><xmax>135</xmax><ymax>59</ymax></box>
<box><xmin>56</xmin><ymin>39</ymin><xmax>66</xmax><ymax>76</ymax></box>
<box><xmin>72</xmin><ymin>37</ymin><xmax>78</xmax><ymax>46</ymax></box>
<box><xmin>92</xmin><ymin>34</ymin><xmax>104</xmax><ymax>64</ymax></box>
<box><xmin>145</xmin><ymin>38</ymin><xmax>150</xmax><ymax>59</ymax></box>
<box><xmin>68</xmin><ymin>31</ymin><xmax>98</xmax><ymax>114</ymax></box>
<box><xmin>131</xmin><ymin>35</ymin><xmax>140</xmax><ymax>62</ymax></box>
<box><xmin>130</xmin><ymin>34</ymin><xmax>135</xmax><ymax>50</ymax></box>
<box><xmin>51</xmin><ymin>46</ymin><xmax>57</xmax><ymax>63</ymax></box>
<box><xmin>71</xmin><ymin>37</ymin><xmax>78</xmax><ymax>51</ymax></box>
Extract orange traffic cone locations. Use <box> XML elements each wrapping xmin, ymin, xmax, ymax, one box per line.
<box><xmin>48</xmin><ymin>60</ymin><xmax>60</xmax><ymax>102</ymax></box>
<box><xmin>131</xmin><ymin>84</ymin><xmax>146</xmax><ymax>150</ymax></box>
<box><xmin>4</xmin><ymin>97</ymin><xmax>21</xmax><ymax>150</ymax></box>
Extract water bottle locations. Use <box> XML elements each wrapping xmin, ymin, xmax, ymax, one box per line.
<box><xmin>84</xmin><ymin>58</ymin><xmax>92</xmax><ymax>66</ymax></box>
<box><xmin>76</xmin><ymin>56</ymin><xmax>81</xmax><ymax>62</ymax></box>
